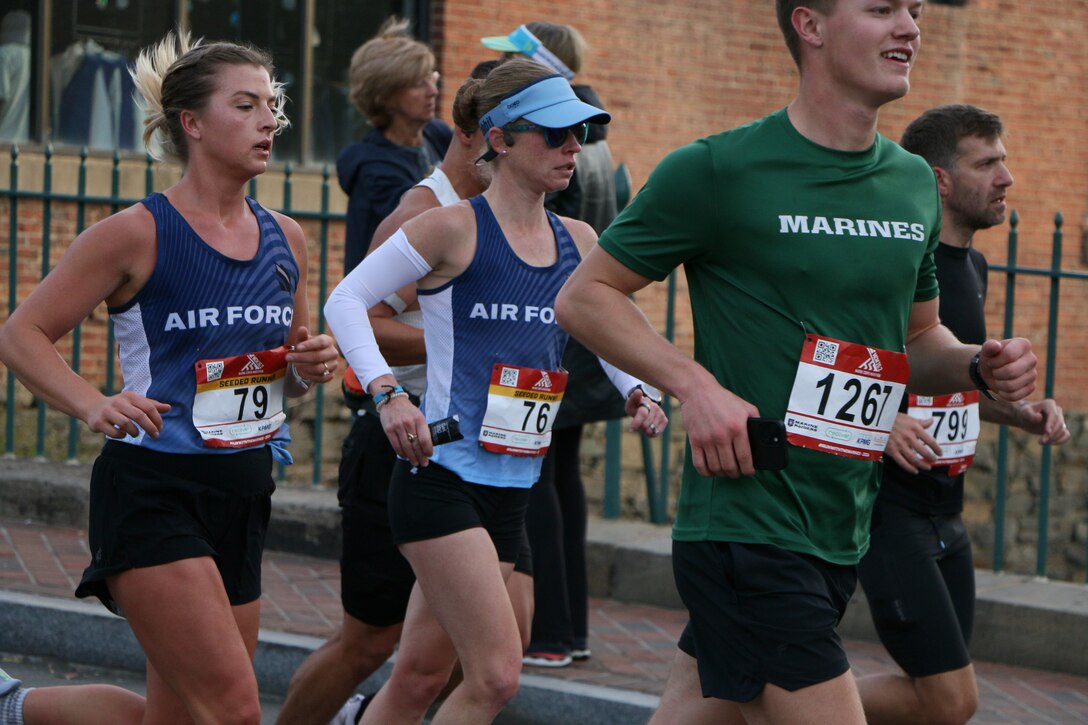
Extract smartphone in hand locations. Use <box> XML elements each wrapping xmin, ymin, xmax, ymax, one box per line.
<box><xmin>747</xmin><ymin>417</ymin><xmax>789</xmax><ymax>471</ymax></box>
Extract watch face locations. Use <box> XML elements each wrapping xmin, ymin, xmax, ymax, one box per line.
<box><xmin>641</xmin><ymin>384</ymin><xmax>663</xmax><ymax>404</ymax></box>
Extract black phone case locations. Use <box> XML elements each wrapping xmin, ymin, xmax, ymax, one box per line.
<box><xmin>747</xmin><ymin>417</ymin><xmax>789</xmax><ymax>471</ymax></box>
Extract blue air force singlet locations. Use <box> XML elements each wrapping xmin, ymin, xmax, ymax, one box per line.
<box><xmin>108</xmin><ymin>192</ymin><xmax>298</xmax><ymax>453</ymax></box>
<box><xmin>417</xmin><ymin>195</ymin><xmax>581</xmax><ymax>488</ymax></box>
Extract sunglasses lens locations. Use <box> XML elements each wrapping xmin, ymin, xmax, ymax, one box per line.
<box><xmin>543</xmin><ymin>123</ymin><xmax>589</xmax><ymax>148</ymax></box>
<box><xmin>544</xmin><ymin>127</ymin><xmax>568</xmax><ymax>148</ymax></box>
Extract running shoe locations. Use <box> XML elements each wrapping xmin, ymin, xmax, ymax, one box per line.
<box><xmin>522</xmin><ymin>649</ymin><xmax>573</xmax><ymax>668</ymax></box>
<box><xmin>327</xmin><ymin>693</ymin><xmax>366</xmax><ymax>725</ymax></box>
<box><xmin>570</xmin><ymin>647</ymin><xmax>592</xmax><ymax>661</ymax></box>
<box><xmin>0</xmin><ymin>668</ymin><xmax>21</xmax><ymax>698</ymax></box>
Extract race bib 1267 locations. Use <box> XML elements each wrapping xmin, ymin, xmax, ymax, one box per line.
<box><xmin>784</xmin><ymin>335</ymin><xmax>910</xmax><ymax>461</ymax></box>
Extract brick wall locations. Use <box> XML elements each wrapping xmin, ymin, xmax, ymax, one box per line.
<box><xmin>434</xmin><ymin>0</ymin><xmax>1088</xmax><ymax>409</ymax></box>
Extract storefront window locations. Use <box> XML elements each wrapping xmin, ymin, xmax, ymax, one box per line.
<box><xmin>0</xmin><ymin>3</ymin><xmax>36</xmax><ymax>144</ymax></box>
<box><xmin>4</xmin><ymin>0</ymin><xmax>431</xmax><ymax>166</ymax></box>
<box><xmin>50</xmin><ymin>0</ymin><xmax>177</xmax><ymax>151</ymax></box>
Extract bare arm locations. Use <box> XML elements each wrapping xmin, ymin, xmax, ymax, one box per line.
<box><xmin>0</xmin><ymin>206</ymin><xmax>170</xmax><ymax>438</ymax></box>
<box><xmin>559</xmin><ymin>219</ymin><xmax>669</xmax><ymax>439</ymax></box>
<box><xmin>556</xmin><ymin>246</ymin><xmax>757</xmax><ymax>477</ymax></box>
<box><xmin>905</xmin><ymin>297</ymin><xmax>1037</xmax><ymax>400</ymax></box>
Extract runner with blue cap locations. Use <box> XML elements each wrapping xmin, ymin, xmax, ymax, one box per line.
<box><xmin>324</xmin><ymin>57</ymin><xmax>663</xmax><ymax>725</ymax></box>
<box><xmin>477</xmin><ymin>73</ymin><xmax>610</xmax><ymax>162</ymax></box>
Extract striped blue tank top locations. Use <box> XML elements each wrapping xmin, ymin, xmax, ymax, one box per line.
<box><xmin>109</xmin><ymin>192</ymin><xmax>298</xmax><ymax>454</ymax></box>
<box><xmin>418</xmin><ymin>195</ymin><xmax>582</xmax><ymax>488</ymax></box>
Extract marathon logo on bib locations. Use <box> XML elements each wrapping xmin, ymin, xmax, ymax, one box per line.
<box><xmin>784</xmin><ymin>335</ymin><xmax>909</xmax><ymax>461</ymax></box>
<box><xmin>479</xmin><ymin>363</ymin><xmax>568</xmax><ymax>456</ymax></box>
<box><xmin>193</xmin><ymin>346</ymin><xmax>288</xmax><ymax>448</ymax></box>
<box><xmin>907</xmin><ymin>391</ymin><xmax>980</xmax><ymax>475</ymax></box>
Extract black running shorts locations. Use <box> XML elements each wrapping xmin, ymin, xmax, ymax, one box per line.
<box><xmin>76</xmin><ymin>440</ymin><xmax>274</xmax><ymax>614</ymax></box>
<box><xmin>338</xmin><ymin>413</ymin><xmax>532</xmax><ymax>626</ymax></box>
<box><xmin>856</xmin><ymin>499</ymin><xmax>974</xmax><ymax>677</ymax></box>
<box><xmin>387</xmin><ymin>458</ymin><xmax>531</xmax><ymax>563</ymax></box>
<box><xmin>674</xmin><ymin>539</ymin><xmax>856</xmax><ymax>702</ymax></box>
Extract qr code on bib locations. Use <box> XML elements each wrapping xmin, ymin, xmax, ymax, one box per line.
<box><xmin>499</xmin><ymin>366</ymin><xmax>520</xmax><ymax>387</ymax></box>
<box><xmin>206</xmin><ymin>361</ymin><xmax>225</xmax><ymax>382</ymax></box>
<box><xmin>813</xmin><ymin>339</ymin><xmax>840</xmax><ymax>366</ymax></box>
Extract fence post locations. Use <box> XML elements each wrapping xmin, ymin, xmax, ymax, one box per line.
<box><xmin>35</xmin><ymin>146</ymin><xmax>54</xmax><ymax>459</ymax></box>
<box><xmin>311</xmin><ymin>165</ymin><xmax>331</xmax><ymax>486</ymax></box>
<box><xmin>67</xmin><ymin>148</ymin><xmax>89</xmax><ymax>461</ymax></box>
<box><xmin>4</xmin><ymin>145</ymin><xmax>18</xmax><ymax>458</ymax></box>
<box><xmin>603</xmin><ymin>420</ymin><xmax>621</xmax><ymax>518</ymax></box>
<box><xmin>993</xmin><ymin>211</ymin><xmax>1019</xmax><ymax>572</ymax></box>
<box><xmin>1035</xmin><ymin>213</ymin><xmax>1063</xmax><ymax>578</ymax></box>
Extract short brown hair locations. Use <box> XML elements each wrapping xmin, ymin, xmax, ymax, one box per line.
<box><xmin>776</xmin><ymin>0</ymin><xmax>836</xmax><ymax>68</ymax></box>
<box><xmin>900</xmin><ymin>105</ymin><xmax>1005</xmax><ymax>170</ymax></box>
<box><xmin>348</xmin><ymin>17</ymin><xmax>435</xmax><ymax>129</ymax></box>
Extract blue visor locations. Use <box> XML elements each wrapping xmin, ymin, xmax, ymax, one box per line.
<box><xmin>480</xmin><ymin>25</ymin><xmax>575</xmax><ymax>80</ymax></box>
<box><xmin>479</xmin><ymin>75</ymin><xmax>610</xmax><ymax>135</ymax></box>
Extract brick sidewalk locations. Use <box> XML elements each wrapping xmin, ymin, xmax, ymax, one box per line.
<box><xmin>2</xmin><ymin>519</ymin><xmax>1086</xmax><ymax>723</ymax></box>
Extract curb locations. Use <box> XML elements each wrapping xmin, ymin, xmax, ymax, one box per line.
<box><xmin>0</xmin><ymin>590</ymin><xmax>657</xmax><ymax>724</ymax></box>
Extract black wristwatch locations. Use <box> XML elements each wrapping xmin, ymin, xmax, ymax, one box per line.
<box><xmin>628</xmin><ymin>384</ymin><xmax>663</xmax><ymax>406</ymax></box>
<box><xmin>968</xmin><ymin>352</ymin><xmax>997</xmax><ymax>401</ymax></box>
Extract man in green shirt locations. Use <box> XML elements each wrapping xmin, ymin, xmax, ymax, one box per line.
<box><xmin>556</xmin><ymin>2</ymin><xmax>1039</xmax><ymax>724</ymax></box>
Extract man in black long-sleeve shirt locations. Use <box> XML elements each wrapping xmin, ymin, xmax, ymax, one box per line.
<box><xmin>857</xmin><ymin>104</ymin><xmax>1072</xmax><ymax>725</ymax></box>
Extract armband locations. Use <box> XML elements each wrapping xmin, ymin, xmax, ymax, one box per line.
<box><xmin>374</xmin><ymin>385</ymin><xmax>408</xmax><ymax>411</ymax></box>
<box><xmin>968</xmin><ymin>352</ymin><xmax>997</xmax><ymax>401</ymax></box>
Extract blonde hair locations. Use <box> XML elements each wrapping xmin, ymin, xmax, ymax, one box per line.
<box><xmin>131</xmin><ymin>31</ymin><xmax>289</xmax><ymax>163</ymax></box>
<box><xmin>349</xmin><ymin>17</ymin><xmax>435</xmax><ymax>129</ymax></box>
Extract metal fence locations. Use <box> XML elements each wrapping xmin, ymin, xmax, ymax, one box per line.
<box><xmin>1</xmin><ymin>145</ymin><xmax>337</xmax><ymax>482</ymax></box>
<box><xmin>2</xmin><ymin>145</ymin><xmax>1086</xmax><ymax>580</ymax></box>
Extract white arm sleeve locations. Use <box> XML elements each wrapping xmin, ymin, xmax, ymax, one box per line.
<box><xmin>324</xmin><ymin>229</ymin><xmax>433</xmax><ymax>391</ymax></box>
<box><xmin>595</xmin><ymin>357</ymin><xmax>642</xmax><ymax>403</ymax></box>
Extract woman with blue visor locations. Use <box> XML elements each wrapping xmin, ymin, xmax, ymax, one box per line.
<box><xmin>325</xmin><ymin>57</ymin><xmax>667</xmax><ymax>725</ymax></box>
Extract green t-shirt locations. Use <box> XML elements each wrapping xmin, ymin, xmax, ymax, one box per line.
<box><xmin>598</xmin><ymin>109</ymin><xmax>940</xmax><ymax>564</ymax></box>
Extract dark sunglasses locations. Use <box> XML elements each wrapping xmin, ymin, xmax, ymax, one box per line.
<box><xmin>505</xmin><ymin>122</ymin><xmax>589</xmax><ymax>148</ymax></box>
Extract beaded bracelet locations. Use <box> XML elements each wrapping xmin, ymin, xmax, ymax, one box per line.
<box><xmin>374</xmin><ymin>384</ymin><xmax>408</xmax><ymax>411</ymax></box>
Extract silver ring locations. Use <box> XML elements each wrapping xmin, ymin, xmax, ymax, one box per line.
<box><xmin>639</xmin><ymin>402</ymin><xmax>652</xmax><ymax>412</ymax></box>
<box><xmin>322</xmin><ymin>362</ymin><xmax>331</xmax><ymax>376</ymax></box>
<box><xmin>649</xmin><ymin>423</ymin><xmax>658</xmax><ymax>435</ymax></box>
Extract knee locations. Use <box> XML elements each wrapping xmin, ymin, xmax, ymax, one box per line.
<box><xmin>343</xmin><ymin>638</ymin><xmax>397</xmax><ymax>679</ymax></box>
<box><xmin>463</xmin><ymin>661</ymin><xmax>521</xmax><ymax>709</ymax></box>
<box><xmin>341</xmin><ymin>623</ymin><xmax>400</xmax><ymax>677</ymax></box>
<box><xmin>206</xmin><ymin>674</ymin><xmax>262</xmax><ymax>725</ymax></box>
<box><xmin>924</xmin><ymin>689</ymin><xmax>978</xmax><ymax>725</ymax></box>
<box><xmin>389</xmin><ymin>665</ymin><xmax>453</xmax><ymax>708</ymax></box>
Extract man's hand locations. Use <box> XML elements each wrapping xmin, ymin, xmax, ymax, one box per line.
<box><xmin>978</xmin><ymin>338</ymin><xmax>1036</xmax><ymax>401</ymax></box>
<box><xmin>883</xmin><ymin>412</ymin><xmax>942</xmax><ymax>474</ymax></box>
<box><xmin>679</xmin><ymin>387</ymin><xmax>760</xmax><ymax>478</ymax></box>
<box><xmin>1014</xmin><ymin>399</ymin><xmax>1071</xmax><ymax>445</ymax></box>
